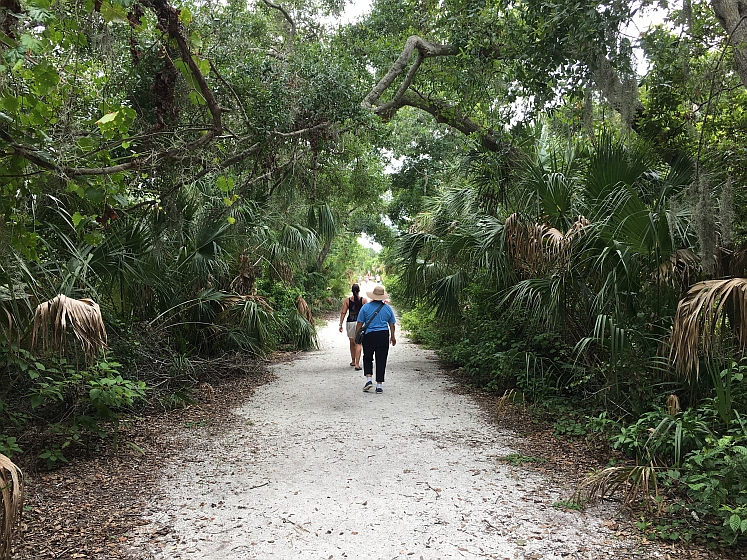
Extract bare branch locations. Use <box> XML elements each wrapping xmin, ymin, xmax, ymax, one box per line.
<box><xmin>144</xmin><ymin>0</ymin><xmax>223</xmax><ymax>135</ymax></box>
<box><xmin>389</xmin><ymin>90</ymin><xmax>507</xmax><ymax>153</ymax></box>
<box><xmin>262</xmin><ymin>0</ymin><xmax>296</xmax><ymax>40</ymax></box>
<box><xmin>362</xmin><ymin>35</ymin><xmax>459</xmax><ymax>111</ymax></box>
<box><xmin>189</xmin><ymin>122</ymin><xmax>334</xmax><ymax>183</ymax></box>
<box><xmin>209</xmin><ymin>59</ymin><xmax>250</xmax><ymax>127</ymax></box>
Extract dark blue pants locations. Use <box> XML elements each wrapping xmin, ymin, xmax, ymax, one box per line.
<box><xmin>362</xmin><ymin>329</ymin><xmax>390</xmax><ymax>383</ymax></box>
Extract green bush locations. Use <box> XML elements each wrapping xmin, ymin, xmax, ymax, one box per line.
<box><xmin>1</xmin><ymin>349</ymin><xmax>148</xmax><ymax>468</ymax></box>
<box><xmin>669</xmin><ymin>432</ymin><xmax>747</xmax><ymax>545</ymax></box>
<box><xmin>612</xmin><ymin>407</ymin><xmax>712</xmax><ymax>467</ymax></box>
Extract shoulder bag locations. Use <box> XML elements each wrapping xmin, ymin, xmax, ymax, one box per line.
<box><xmin>354</xmin><ymin>302</ymin><xmax>385</xmax><ymax>344</ymax></box>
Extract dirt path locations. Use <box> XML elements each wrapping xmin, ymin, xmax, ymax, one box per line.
<box><xmin>129</xmin><ymin>315</ymin><xmax>653</xmax><ymax>560</ymax></box>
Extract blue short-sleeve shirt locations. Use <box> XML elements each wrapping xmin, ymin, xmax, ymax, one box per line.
<box><xmin>357</xmin><ymin>301</ymin><xmax>396</xmax><ymax>333</ymax></box>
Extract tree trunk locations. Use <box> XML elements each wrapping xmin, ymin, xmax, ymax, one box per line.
<box><xmin>711</xmin><ymin>0</ymin><xmax>747</xmax><ymax>89</ymax></box>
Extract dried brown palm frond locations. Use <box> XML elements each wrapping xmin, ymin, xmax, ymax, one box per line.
<box><xmin>543</xmin><ymin>227</ymin><xmax>564</xmax><ymax>253</ymax></box>
<box><xmin>655</xmin><ymin>249</ymin><xmax>699</xmax><ymax>294</ymax></box>
<box><xmin>296</xmin><ymin>296</ymin><xmax>314</xmax><ymax>326</ymax></box>
<box><xmin>0</xmin><ymin>285</ymin><xmax>32</xmax><ymax>349</ymax></box>
<box><xmin>0</xmin><ymin>306</ymin><xmax>13</xmax><ymax>349</ymax></box>
<box><xmin>221</xmin><ymin>294</ymin><xmax>273</xmax><ymax>312</ymax></box>
<box><xmin>730</xmin><ymin>242</ymin><xmax>747</xmax><ymax>277</ymax></box>
<box><xmin>669</xmin><ymin>278</ymin><xmax>747</xmax><ymax>379</ymax></box>
<box><xmin>494</xmin><ymin>389</ymin><xmax>525</xmax><ymax>420</ymax></box>
<box><xmin>30</xmin><ymin>294</ymin><xmax>107</xmax><ymax>363</ymax></box>
<box><xmin>506</xmin><ymin>214</ymin><xmax>589</xmax><ymax>277</ymax></box>
<box><xmin>565</xmin><ymin>215</ymin><xmax>590</xmax><ymax>238</ymax></box>
<box><xmin>505</xmin><ymin>214</ymin><xmax>549</xmax><ymax>277</ymax></box>
<box><xmin>230</xmin><ymin>254</ymin><xmax>261</xmax><ymax>295</ymax></box>
<box><xmin>572</xmin><ymin>465</ymin><xmax>661</xmax><ymax>511</ymax></box>
<box><xmin>0</xmin><ymin>454</ymin><xmax>23</xmax><ymax>560</ymax></box>
<box><xmin>666</xmin><ymin>394</ymin><xmax>681</xmax><ymax>416</ymax></box>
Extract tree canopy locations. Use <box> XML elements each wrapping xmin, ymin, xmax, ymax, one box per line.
<box><xmin>4</xmin><ymin>0</ymin><xmax>747</xmax><ymax>546</ymax></box>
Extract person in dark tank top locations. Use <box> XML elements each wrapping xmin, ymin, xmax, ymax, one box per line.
<box><xmin>339</xmin><ymin>283</ymin><xmax>367</xmax><ymax>370</ymax></box>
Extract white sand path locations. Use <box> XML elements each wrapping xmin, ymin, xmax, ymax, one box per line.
<box><xmin>132</xmin><ymin>293</ymin><xmax>656</xmax><ymax>560</ymax></box>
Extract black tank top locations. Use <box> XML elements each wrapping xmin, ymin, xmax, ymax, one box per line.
<box><xmin>347</xmin><ymin>296</ymin><xmax>362</xmax><ymax>322</ymax></box>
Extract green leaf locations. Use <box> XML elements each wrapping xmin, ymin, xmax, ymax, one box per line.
<box><xmin>96</xmin><ymin>112</ymin><xmax>118</xmax><ymax>125</ymax></box>
<box><xmin>100</xmin><ymin>1</ymin><xmax>128</xmax><ymax>23</ymax></box>
<box><xmin>216</xmin><ymin>175</ymin><xmax>234</xmax><ymax>192</ymax></box>
<box><xmin>180</xmin><ymin>6</ymin><xmax>193</xmax><ymax>24</ymax></box>
<box><xmin>1</xmin><ymin>96</ymin><xmax>20</xmax><ymax>112</ymax></box>
<box><xmin>84</xmin><ymin>186</ymin><xmax>106</xmax><ymax>203</ymax></box>
<box><xmin>66</xmin><ymin>181</ymin><xmax>85</xmax><ymax>197</ymax></box>
<box><xmin>20</xmin><ymin>34</ymin><xmax>42</xmax><ymax>53</ymax></box>
<box><xmin>77</xmin><ymin>137</ymin><xmax>94</xmax><ymax>151</ymax></box>
<box><xmin>72</xmin><ymin>211</ymin><xmax>84</xmax><ymax>227</ymax></box>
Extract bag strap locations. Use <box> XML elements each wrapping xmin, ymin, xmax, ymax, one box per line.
<box><xmin>360</xmin><ymin>301</ymin><xmax>385</xmax><ymax>333</ymax></box>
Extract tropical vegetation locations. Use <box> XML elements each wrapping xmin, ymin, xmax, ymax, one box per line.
<box><xmin>1</xmin><ymin>0</ymin><xmax>747</xmax><ymax>550</ymax></box>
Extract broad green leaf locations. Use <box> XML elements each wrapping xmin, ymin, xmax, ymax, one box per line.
<box><xmin>72</xmin><ymin>211</ymin><xmax>84</xmax><ymax>227</ymax></box>
<box><xmin>180</xmin><ymin>7</ymin><xmax>193</xmax><ymax>24</ymax></box>
<box><xmin>1</xmin><ymin>96</ymin><xmax>20</xmax><ymax>112</ymax></box>
<box><xmin>216</xmin><ymin>176</ymin><xmax>234</xmax><ymax>192</ymax></box>
<box><xmin>84</xmin><ymin>186</ymin><xmax>106</xmax><ymax>203</ymax></box>
<box><xmin>100</xmin><ymin>1</ymin><xmax>128</xmax><ymax>23</ymax></box>
<box><xmin>20</xmin><ymin>34</ymin><xmax>41</xmax><ymax>53</ymax></box>
<box><xmin>96</xmin><ymin>112</ymin><xmax>118</xmax><ymax>125</ymax></box>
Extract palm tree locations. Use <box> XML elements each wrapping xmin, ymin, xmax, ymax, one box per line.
<box><xmin>0</xmin><ymin>454</ymin><xmax>23</xmax><ymax>560</ymax></box>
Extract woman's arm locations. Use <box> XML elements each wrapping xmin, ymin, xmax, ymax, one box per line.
<box><xmin>339</xmin><ymin>299</ymin><xmax>349</xmax><ymax>332</ymax></box>
<box><xmin>389</xmin><ymin>322</ymin><xmax>396</xmax><ymax>346</ymax></box>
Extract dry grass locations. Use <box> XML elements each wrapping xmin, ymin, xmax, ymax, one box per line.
<box><xmin>30</xmin><ymin>294</ymin><xmax>107</xmax><ymax>363</ymax></box>
<box><xmin>669</xmin><ymin>278</ymin><xmax>747</xmax><ymax>379</ymax></box>
<box><xmin>573</xmin><ymin>464</ymin><xmax>661</xmax><ymax>512</ymax></box>
<box><xmin>0</xmin><ymin>454</ymin><xmax>23</xmax><ymax>560</ymax></box>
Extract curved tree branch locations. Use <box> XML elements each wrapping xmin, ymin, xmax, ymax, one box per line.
<box><xmin>362</xmin><ymin>35</ymin><xmax>459</xmax><ymax>111</ymax></box>
<box><xmin>262</xmin><ymin>0</ymin><xmax>296</xmax><ymax>40</ymax></box>
<box><xmin>397</xmin><ymin>91</ymin><xmax>506</xmax><ymax>152</ymax></box>
<box><xmin>144</xmin><ymin>0</ymin><xmax>222</xmax><ymax>136</ymax></box>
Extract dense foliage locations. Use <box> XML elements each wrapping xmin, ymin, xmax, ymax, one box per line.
<box><xmin>2</xmin><ymin>0</ymin><xmax>747</xmax><ymax>548</ymax></box>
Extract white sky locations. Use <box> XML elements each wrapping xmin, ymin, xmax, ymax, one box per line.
<box><xmin>358</xmin><ymin>232</ymin><xmax>382</xmax><ymax>251</ymax></box>
<box><xmin>337</xmin><ymin>0</ymin><xmax>372</xmax><ymax>25</ymax></box>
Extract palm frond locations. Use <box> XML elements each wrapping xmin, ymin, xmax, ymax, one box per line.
<box><xmin>307</xmin><ymin>203</ymin><xmax>337</xmax><ymax>241</ymax></box>
<box><xmin>669</xmin><ymin>278</ymin><xmax>747</xmax><ymax>379</ymax></box>
<box><xmin>30</xmin><ymin>294</ymin><xmax>107</xmax><ymax>362</ymax></box>
<box><xmin>0</xmin><ymin>454</ymin><xmax>23</xmax><ymax>560</ymax></box>
<box><xmin>284</xmin><ymin>311</ymin><xmax>318</xmax><ymax>351</ymax></box>
<box><xmin>572</xmin><ymin>465</ymin><xmax>661</xmax><ymax>511</ymax></box>
<box><xmin>429</xmin><ymin>269</ymin><xmax>470</xmax><ymax>319</ymax></box>
<box><xmin>296</xmin><ymin>296</ymin><xmax>314</xmax><ymax>326</ymax></box>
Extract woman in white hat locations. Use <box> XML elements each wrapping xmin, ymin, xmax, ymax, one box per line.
<box><xmin>354</xmin><ymin>284</ymin><xmax>396</xmax><ymax>393</ymax></box>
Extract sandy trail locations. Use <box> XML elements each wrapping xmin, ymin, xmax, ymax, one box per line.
<box><xmin>134</xmin><ymin>299</ymin><xmax>646</xmax><ymax>560</ymax></box>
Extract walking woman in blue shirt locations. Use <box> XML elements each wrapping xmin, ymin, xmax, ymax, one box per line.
<box><xmin>354</xmin><ymin>285</ymin><xmax>396</xmax><ymax>393</ymax></box>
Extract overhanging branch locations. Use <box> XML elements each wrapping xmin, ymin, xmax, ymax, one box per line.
<box><xmin>362</xmin><ymin>35</ymin><xmax>458</xmax><ymax>112</ymax></box>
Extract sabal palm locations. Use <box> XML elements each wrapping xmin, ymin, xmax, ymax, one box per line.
<box><xmin>394</xmin><ymin>130</ymin><xmax>696</xmax><ymax>340</ymax></box>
